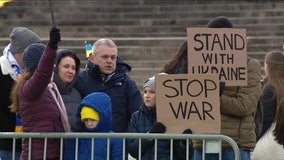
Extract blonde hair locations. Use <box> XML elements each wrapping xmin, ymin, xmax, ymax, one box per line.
<box><xmin>10</xmin><ymin>71</ymin><xmax>34</xmax><ymax>113</ymax></box>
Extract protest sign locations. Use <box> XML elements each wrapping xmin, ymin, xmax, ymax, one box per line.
<box><xmin>156</xmin><ymin>74</ymin><xmax>220</xmax><ymax>134</ymax></box>
<box><xmin>187</xmin><ymin>28</ymin><xmax>247</xmax><ymax>86</ymax></box>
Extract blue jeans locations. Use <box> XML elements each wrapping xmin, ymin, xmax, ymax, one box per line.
<box><xmin>0</xmin><ymin>150</ymin><xmax>20</xmax><ymax>160</ymax></box>
<box><xmin>193</xmin><ymin>148</ymin><xmax>250</xmax><ymax>160</ymax></box>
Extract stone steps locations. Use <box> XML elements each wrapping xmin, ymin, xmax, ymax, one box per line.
<box><xmin>1</xmin><ymin>1</ymin><xmax>284</xmax><ymax>37</ymax></box>
<box><xmin>0</xmin><ymin>36</ymin><xmax>281</xmax><ymax>61</ymax></box>
<box><xmin>1</xmin><ymin>0</ymin><xmax>284</xmax><ymax>90</ymax></box>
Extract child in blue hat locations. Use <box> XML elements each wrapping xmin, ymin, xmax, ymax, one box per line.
<box><xmin>64</xmin><ymin>92</ymin><xmax>123</xmax><ymax>160</ymax></box>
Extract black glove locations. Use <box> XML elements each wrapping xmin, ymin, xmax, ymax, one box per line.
<box><xmin>219</xmin><ymin>81</ymin><xmax>225</xmax><ymax>96</ymax></box>
<box><xmin>48</xmin><ymin>27</ymin><xmax>61</xmax><ymax>49</ymax></box>
<box><xmin>181</xmin><ymin>128</ymin><xmax>192</xmax><ymax>146</ymax></box>
<box><xmin>149</xmin><ymin>122</ymin><xmax>166</xmax><ymax>133</ymax></box>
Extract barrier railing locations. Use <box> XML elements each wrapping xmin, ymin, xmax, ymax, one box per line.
<box><xmin>0</xmin><ymin>132</ymin><xmax>240</xmax><ymax>160</ymax></box>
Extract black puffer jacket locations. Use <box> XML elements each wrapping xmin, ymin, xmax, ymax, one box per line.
<box><xmin>0</xmin><ymin>64</ymin><xmax>22</xmax><ymax>152</ymax></box>
<box><xmin>259</xmin><ymin>83</ymin><xmax>276</xmax><ymax>138</ymax></box>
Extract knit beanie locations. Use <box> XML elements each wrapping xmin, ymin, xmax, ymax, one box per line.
<box><xmin>143</xmin><ymin>73</ymin><xmax>168</xmax><ymax>91</ymax></box>
<box><xmin>206</xmin><ymin>16</ymin><xmax>234</xmax><ymax>28</ymax></box>
<box><xmin>81</xmin><ymin>106</ymin><xmax>100</xmax><ymax>121</ymax></box>
<box><xmin>22</xmin><ymin>43</ymin><xmax>45</xmax><ymax>72</ymax></box>
<box><xmin>144</xmin><ymin>76</ymin><xmax>155</xmax><ymax>91</ymax></box>
<box><xmin>10</xmin><ymin>27</ymin><xmax>40</xmax><ymax>54</ymax></box>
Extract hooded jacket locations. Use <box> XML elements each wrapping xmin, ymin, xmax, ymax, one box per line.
<box><xmin>53</xmin><ymin>50</ymin><xmax>81</xmax><ymax>131</ymax></box>
<box><xmin>64</xmin><ymin>92</ymin><xmax>123</xmax><ymax>160</ymax></box>
<box><xmin>74</xmin><ymin>57</ymin><xmax>143</xmax><ymax>132</ymax></box>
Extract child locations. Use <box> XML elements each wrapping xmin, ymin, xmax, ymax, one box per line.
<box><xmin>64</xmin><ymin>92</ymin><xmax>123</xmax><ymax>160</ymax></box>
<box><xmin>127</xmin><ymin>73</ymin><xmax>193</xmax><ymax>160</ymax></box>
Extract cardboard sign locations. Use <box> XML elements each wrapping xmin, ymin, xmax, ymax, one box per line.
<box><xmin>156</xmin><ymin>74</ymin><xmax>220</xmax><ymax>134</ymax></box>
<box><xmin>187</xmin><ymin>28</ymin><xmax>247</xmax><ymax>86</ymax></box>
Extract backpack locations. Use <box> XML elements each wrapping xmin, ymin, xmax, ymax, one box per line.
<box><xmin>247</xmin><ymin>57</ymin><xmax>264</xmax><ymax>141</ymax></box>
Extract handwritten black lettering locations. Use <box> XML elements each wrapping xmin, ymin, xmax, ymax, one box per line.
<box><xmin>193</xmin><ymin>33</ymin><xmax>245</xmax><ymax>51</ymax></box>
<box><xmin>201</xmin><ymin>53</ymin><xmax>234</xmax><ymax>65</ymax></box>
<box><xmin>202</xmin><ymin>101</ymin><xmax>214</xmax><ymax>120</ymax></box>
<box><xmin>169</xmin><ymin>101</ymin><xmax>215</xmax><ymax>120</ymax></box>
<box><xmin>163</xmin><ymin>79</ymin><xmax>217</xmax><ymax>98</ymax></box>
<box><xmin>191</xmin><ymin>66</ymin><xmax>246</xmax><ymax>81</ymax></box>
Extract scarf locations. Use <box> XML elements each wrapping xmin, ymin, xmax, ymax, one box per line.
<box><xmin>48</xmin><ymin>81</ymin><xmax>71</xmax><ymax>132</ymax></box>
<box><xmin>1</xmin><ymin>44</ymin><xmax>24</xmax><ymax>78</ymax></box>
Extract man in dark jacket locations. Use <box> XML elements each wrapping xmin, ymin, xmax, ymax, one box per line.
<box><xmin>0</xmin><ymin>27</ymin><xmax>40</xmax><ymax>160</ymax></box>
<box><xmin>75</xmin><ymin>38</ymin><xmax>143</xmax><ymax>133</ymax></box>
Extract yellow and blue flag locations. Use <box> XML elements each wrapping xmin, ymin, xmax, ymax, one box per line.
<box><xmin>85</xmin><ymin>41</ymin><xmax>92</xmax><ymax>58</ymax></box>
<box><xmin>15</xmin><ymin>114</ymin><xmax>22</xmax><ymax>132</ymax></box>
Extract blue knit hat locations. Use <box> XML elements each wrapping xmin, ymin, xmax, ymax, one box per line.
<box><xmin>22</xmin><ymin>43</ymin><xmax>45</xmax><ymax>72</ymax></box>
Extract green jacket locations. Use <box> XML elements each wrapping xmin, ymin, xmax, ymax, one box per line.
<box><xmin>194</xmin><ymin>58</ymin><xmax>262</xmax><ymax>150</ymax></box>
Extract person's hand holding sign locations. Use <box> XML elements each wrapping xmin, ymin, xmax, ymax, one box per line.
<box><xmin>149</xmin><ymin>122</ymin><xmax>166</xmax><ymax>133</ymax></box>
<box><xmin>181</xmin><ymin>128</ymin><xmax>193</xmax><ymax>146</ymax></box>
<box><xmin>219</xmin><ymin>81</ymin><xmax>225</xmax><ymax>96</ymax></box>
<box><xmin>146</xmin><ymin>122</ymin><xmax>166</xmax><ymax>142</ymax></box>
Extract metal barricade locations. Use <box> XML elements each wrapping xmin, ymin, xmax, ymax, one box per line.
<box><xmin>0</xmin><ymin>132</ymin><xmax>240</xmax><ymax>160</ymax></box>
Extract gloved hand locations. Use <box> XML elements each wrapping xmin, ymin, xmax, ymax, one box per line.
<box><xmin>219</xmin><ymin>81</ymin><xmax>225</xmax><ymax>96</ymax></box>
<box><xmin>181</xmin><ymin>128</ymin><xmax>192</xmax><ymax>146</ymax></box>
<box><xmin>48</xmin><ymin>27</ymin><xmax>61</xmax><ymax>49</ymax></box>
<box><xmin>149</xmin><ymin>122</ymin><xmax>166</xmax><ymax>133</ymax></box>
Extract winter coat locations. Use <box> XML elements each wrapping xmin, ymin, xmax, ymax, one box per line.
<box><xmin>259</xmin><ymin>83</ymin><xmax>276</xmax><ymax>137</ymax></box>
<box><xmin>74</xmin><ymin>57</ymin><xmax>143</xmax><ymax>132</ymax></box>
<box><xmin>0</xmin><ymin>56</ymin><xmax>22</xmax><ymax>152</ymax></box>
<box><xmin>251</xmin><ymin>83</ymin><xmax>282</xmax><ymax>160</ymax></box>
<box><xmin>64</xmin><ymin>92</ymin><xmax>123</xmax><ymax>160</ymax></box>
<box><xmin>19</xmin><ymin>46</ymin><xmax>65</xmax><ymax>160</ymax></box>
<box><xmin>128</xmin><ymin>104</ymin><xmax>189</xmax><ymax>160</ymax></box>
<box><xmin>251</xmin><ymin>123</ymin><xmax>284</xmax><ymax>160</ymax></box>
<box><xmin>194</xmin><ymin>58</ymin><xmax>262</xmax><ymax>149</ymax></box>
<box><xmin>53</xmin><ymin>51</ymin><xmax>81</xmax><ymax>131</ymax></box>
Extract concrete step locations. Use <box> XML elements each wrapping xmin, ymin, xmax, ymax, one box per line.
<box><xmin>2</xmin><ymin>23</ymin><xmax>284</xmax><ymax>38</ymax></box>
<box><xmin>1</xmin><ymin>1</ymin><xmax>284</xmax><ymax>38</ymax></box>
<box><xmin>1</xmin><ymin>0</ymin><xmax>283</xmax><ymax>90</ymax></box>
<box><xmin>0</xmin><ymin>36</ymin><xmax>282</xmax><ymax>60</ymax></box>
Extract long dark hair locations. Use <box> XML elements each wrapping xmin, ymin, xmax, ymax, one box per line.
<box><xmin>161</xmin><ymin>41</ymin><xmax>188</xmax><ymax>74</ymax></box>
<box><xmin>264</xmin><ymin>51</ymin><xmax>284</xmax><ymax>145</ymax></box>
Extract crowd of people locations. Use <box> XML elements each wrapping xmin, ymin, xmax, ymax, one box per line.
<box><xmin>0</xmin><ymin>15</ymin><xmax>283</xmax><ymax>160</ymax></box>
